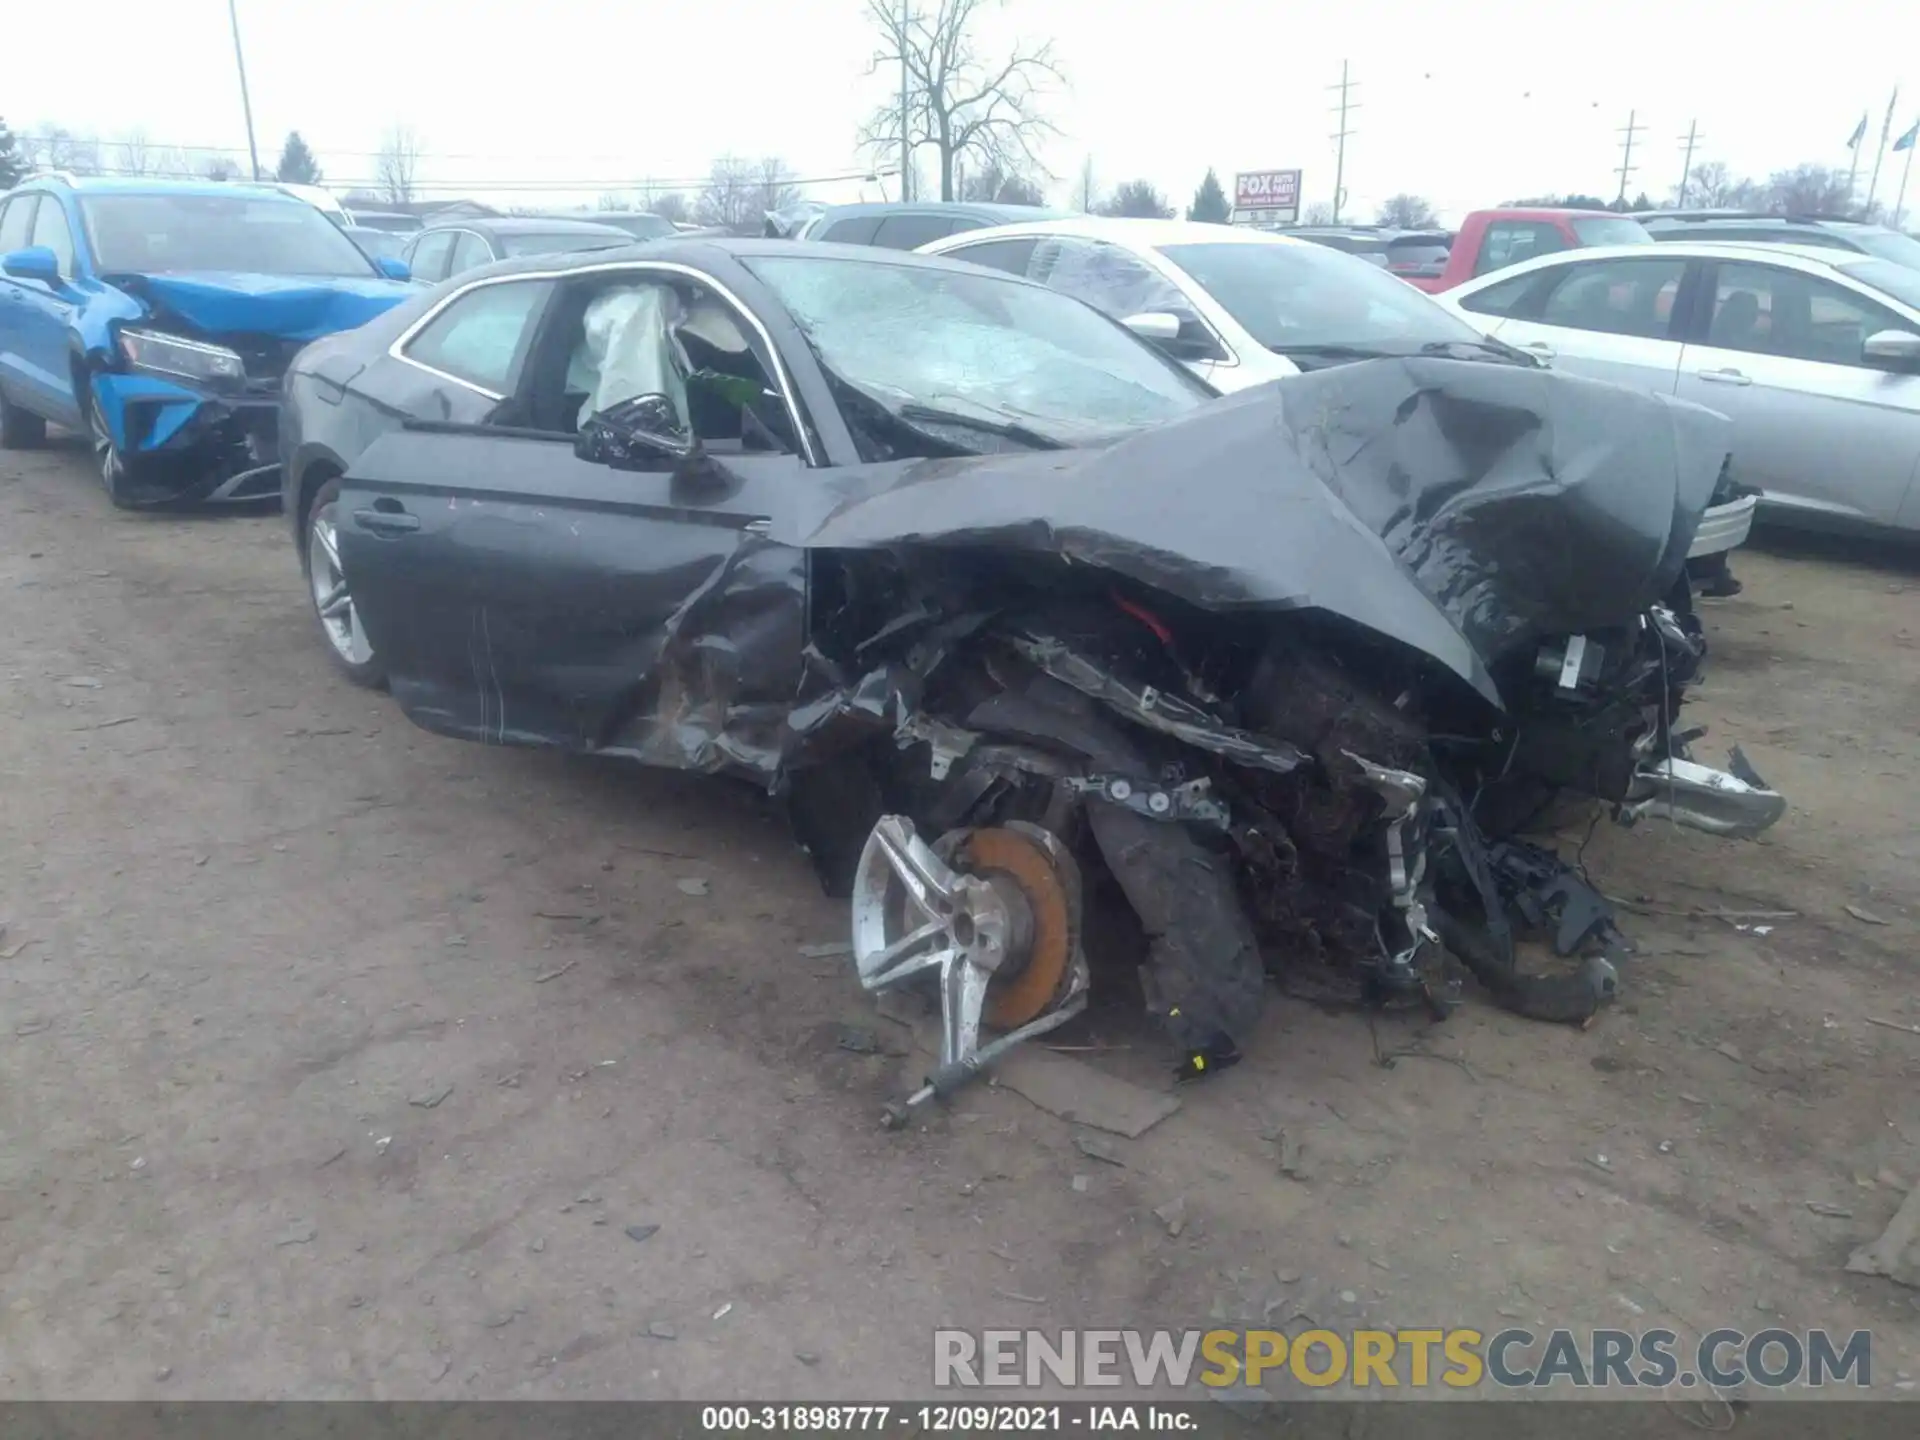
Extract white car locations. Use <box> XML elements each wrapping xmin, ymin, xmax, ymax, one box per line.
<box><xmin>1439</xmin><ymin>241</ymin><xmax>1920</xmax><ymax>536</ymax></box>
<box><xmin>922</xmin><ymin>216</ymin><xmax>1755</xmax><ymax>560</ymax></box>
<box><xmin>919</xmin><ymin>216</ymin><xmax>1499</xmax><ymax>393</ymax></box>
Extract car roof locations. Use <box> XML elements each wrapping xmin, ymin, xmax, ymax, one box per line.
<box><xmin>425</xmin><ymin>236</ymin><xmax>1052</xmax><ymax>287</ymax></box>
<box><xmin>921</xmin><ymin>215</ymin><xmax>1324</xmax><ymax>250</ymax></box>
<box><xmin>1448</xmin><ymin>239</ymin><xmax>1869</xmax><ymax>291</ymax></box>
<box><xmin>812</xmin><ymin>200</ymin><xmax>1073</xmax><ymax>223</ymax></box>
<box><xmin>9</xmin><ymin>175</ymin><xmax>308</xmax><ymax>203</ymax></box>
<box><xmin>422</xmin><ymin>215</ymin><xmax>633</xmax><ymax>237</ymax></box>
<box><xmin>1640</xmin><ymin>210</ymin><xmax>1877</xmax><ymax>230</ymax></box>
<box><xmin>1478</xmin><ymin>207</ymin><xmax>1625</xmax><ymax>219</ymax></box>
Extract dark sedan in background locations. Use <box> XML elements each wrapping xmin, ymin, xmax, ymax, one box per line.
<box><xmin>399</xmin><ymin>216</ymin><xmax>634</xmax><ymax>285</ymax></box>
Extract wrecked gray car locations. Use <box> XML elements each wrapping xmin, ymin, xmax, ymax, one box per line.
<box><xmin>288</xmin><ymin>241</ymin><xmax>1785</xmax><ymax>1121</ymax></box>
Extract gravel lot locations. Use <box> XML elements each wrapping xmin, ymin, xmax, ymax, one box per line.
<box><xmin>2</xmin><ymin>437</ymin><xmax>1917</xmax><ymax>1415</ymax></box>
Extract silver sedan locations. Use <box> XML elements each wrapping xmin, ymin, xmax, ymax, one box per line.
<box><xmin>1439</xmin><ymin>240</ymin><xmax>1920</xmax><ymax>535</ymax></box>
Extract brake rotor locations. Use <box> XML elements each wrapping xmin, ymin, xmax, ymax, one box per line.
<box><xmin>946</xmin><ymin>822</ymin><xmax>1083</xmax><ymax>1029</ymax></box>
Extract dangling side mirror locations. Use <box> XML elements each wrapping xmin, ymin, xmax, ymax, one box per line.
<box><xmin>574</xmin><ymin>392</ymin><xmax>703</xmax><ymax>471</ymax></box>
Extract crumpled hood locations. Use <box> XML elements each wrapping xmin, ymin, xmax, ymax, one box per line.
<box><xmin>789</xmin><ymin>357</ymin><xmax>1730</xmax><ymax>708</ymax></box>
<box><xmin>111</xmin><ymin>271</ymin><xmax>413</xmax><ymax>342</ymax></box>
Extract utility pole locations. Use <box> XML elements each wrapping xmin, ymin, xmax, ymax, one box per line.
<box><xmin>226</xmin><ymin>0</ymin><xmax>262</xmax><ymax>181</ymax></box>
<box><xmin>1328</xmin><ymin>60</ymin><xmax>1358</xmax><ymax>222</ymax></box>
<box><xmin>1615</xmin><ymin>109</ymin><xmax>1647</xmax><ymax>207</ymax></box>
<box><xmin>898</xmin><ymin>0</ymin><xmax>912</xmax><ymax>202</ymax></box>
<box><xmin>1676</xmin><ymin>120</ymin><xmax>1701</xmax><ymax>207</ymax></box>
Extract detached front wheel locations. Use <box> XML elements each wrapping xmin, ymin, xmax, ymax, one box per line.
<box><xmin>304</xmin><ymin>477</ymin><xmax>386</xmax><ymax>688</ymax></box>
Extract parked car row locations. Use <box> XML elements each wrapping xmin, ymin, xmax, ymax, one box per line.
<box><xmin>0</xmin><ymin>173</ymin><xmax>1792</xmax><ymax>1108</ymax></box>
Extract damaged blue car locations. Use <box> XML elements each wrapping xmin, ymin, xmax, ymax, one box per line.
<box><xmin>0</xmin><ymin>176</ymin><xmax>415</xmax><ymax>507</ymax></box>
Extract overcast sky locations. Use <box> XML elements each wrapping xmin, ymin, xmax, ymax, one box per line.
<box><xmin>8</xmin><ymin>0</ymin><xmax>1917</xmax><ymax>223</ymax></box>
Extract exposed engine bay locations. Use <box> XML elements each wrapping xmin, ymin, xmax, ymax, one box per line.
<box><xmin>753</xmin><ymin>360</ymin><xmax>1788</xmax><ymax>1123</ymax></box>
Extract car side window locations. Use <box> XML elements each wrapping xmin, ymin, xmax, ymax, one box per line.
<box><xmin>872</xmin><ymin>213</ymin><xmax>964</xmax><ymax>250</ymax></box>
<box><xmin>29</xmin><ymin>198</ymin><xmax>76</xmax><ymax>277</ymax></box>
<box><xmin>402</xmin><ymin>279</ymin><xmax>554</xmax><ymax>394</ymax></box>
<box><xmin>449</xmin><ymin>232</ymin><xmax>493</xmax><ymax>275</ymax></box>
<box><xmin>0</xmin><ymin>195</ymin><xmax>36</xmax><ymax>252</ymax></box>
<box><xmin>1702</xmin><ymin>261</ymin><xmax>1907</xmax><ymax>367</ymax></box>
<box><xmin>1475</xmin><ymin>222</ymin><xmax>1568</xmax><ymax>276</ymax></box>
<box><xmin>409</xmin><ymin>232</ymin><xmax>455</xmax><ymax>282</ymax></box>
<box><xmin>816</xmin><ymin>216</ymin><xmax>882</xmax><ymax>246</ymax></box>
<box><xmin>1536</xmin><ymin>256</ymin><xmax>1688</xmax><ymax>339</ymax></box>
<box><xmin>1456</xmin><ymin>270</ymin><xmax>1542</xmax><ymax>319</ymax></box>
<box><xmin>939</xmin><ymin>236</ymin><xmax>1041</xmax><ymax>277</ymax></box>
<box><xmin>1030</xmin><ymin>238</ymin><xmax>1228</xmax><ymax>361</ymax></box>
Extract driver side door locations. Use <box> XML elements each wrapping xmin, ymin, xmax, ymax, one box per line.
<box><xmin>337</xmin><ymin>265</ymin><xmax>815</xmax><ymax>777</ymax></box>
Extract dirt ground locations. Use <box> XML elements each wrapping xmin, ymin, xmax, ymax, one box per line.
<box><xmin>2</xmin><ymin>437</ymin><xmax>1917</xmax><ymax>1415</ymax></box>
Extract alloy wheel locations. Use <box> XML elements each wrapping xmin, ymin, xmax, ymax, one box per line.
<box><xmin>307</xmin><ymin>501</ymin><xmax>374</xmax><ymax>666</ymax></box>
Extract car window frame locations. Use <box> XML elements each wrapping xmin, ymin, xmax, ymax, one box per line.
<box><xmin>871</xmin><ymin>212</ymin><xmax>968</xmax><ymax>250</ymax></box>
<box><xmin>447</xmin><ymin>229</ymin><xmax>496</xmax><ymax>276</ymax></box>
<box><xmin>935</xmin><ymin>235</ymin><xmax>1043</xmax><ymax>278</ymax></box>
<box><xmin>0</xmin><ymin>193</ymin><xmax>39</xmax><ymax>254</ymax></box>
<box><xmin>1525</xmin><ymin>253</ymin><xmax>1693</xmax><ymax>341</ymax></box>
<box><xmin>1692</xmin><ymin>257</ymin><xmax>1912</xmax><ymax>369</ymax></box>
<box><xmin>1474</xmin><ymin>220</ymin><xmax>1570</xmax><ymax>277</ymax></box>
<box><xmin>388</xmin><ymin>258</ymin><xmax>820</xmax><ymax>466</ymax></box>
<box><xmin>407</xmin><ymin>230</ymin><xmax>457</xmax><ymax>283</ymax></box>
<box><xmin>396</xmin><ymin>276</ymin><xmax>557</xmax><ymax>399</ymax></box>
<box><xmin>1031</xmin><ymin>235</ymin><xmax>1233</xmax><ymax>365</ymax></box>
<box><xmin>28</xmin><ymin>195</ymin><xmax>77</xmax><ymax>278</ymax></box>
<box><xmin>815</xmin><ymin>215</ymin><xmax>883</xmax><ymax>247</ymax></box>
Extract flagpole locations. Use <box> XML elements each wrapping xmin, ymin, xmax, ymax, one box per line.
<box><xmin>1897</xmin><ymin>139</ymin><xmax>1916</xmax><ymax>231</ymax></box>
<box><xmin>1865</xmin><ymin>88</ymin><xmax>1898</xmax><ymax>215</ymax></box>
<box><xmin>1845</xmin><ymin>112</ymin><xmax>1867</xmax><ymax>209</ymax></box>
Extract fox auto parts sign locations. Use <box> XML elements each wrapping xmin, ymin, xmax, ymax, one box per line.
<box><xmin>1233</xmin><ymin>169</ymin><xmax>1302</xmax><ymax>226</ymax></box>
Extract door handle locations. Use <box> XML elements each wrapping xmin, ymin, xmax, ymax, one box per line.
<box><xmin>1696</xmin><ymin>368</ymin><xmax>1751</xmax><ymax>386</ymax></box>
<box><xmin>1519</xmin><ymin>341</ymin><xmax>1555</xmax><ymax>360</ymax></box>
<box><xmin>352</xmin><ymin>505</ymin><xmax>420</xmax><ymax>535</ymax></box>
<box><xmin>741</xmin><ymin>518</ymin><xmax>771</xmax><ymax>536</ymax></box>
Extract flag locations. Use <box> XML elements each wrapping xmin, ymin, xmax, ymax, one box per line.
<box><xmin>1848</xmin><ymin>113</ymin><xmax>1867</xmax><ymax>148</ymax></box>
<box><xmin>1883</xmin><ymin>88</ymin><xmax>1902</xmax><ymax>142</ymax></box>
<box><xmin>1897</xmin><ymin>119</ymin><xmax>1920</xmax><ymax>153</ymax></box>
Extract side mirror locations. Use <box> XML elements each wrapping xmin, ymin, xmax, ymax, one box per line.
<box><xmin>1862</xmin><ymin>328</ymin><xmax>1920</xmax><ymax>371</ymax></box>
<box><xmin>2</xmin><ymin>246</ymin><xmax>63</xmax><ymax>286</ymax></box>
<box><xmin>1121</xmin><ymin>311</ymin><xmax>1183</xmax><ymax>343</ymax></box>
<box><xmin>375</xmin><ymin>255</ymin><xmax>411</xmax><ymax>282</ymax></box>
<box><xmin>574</xmin><ymin>392</ymin><xmax>703</xmax><ymax>471</ymax></box>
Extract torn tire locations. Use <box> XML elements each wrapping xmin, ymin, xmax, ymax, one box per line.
<box><xmin>1085</xmin><ymin>801</ymin><xmax>1265</xmax><ymax>1059</ymax></box>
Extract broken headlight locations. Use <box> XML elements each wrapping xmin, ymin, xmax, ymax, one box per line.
<box><xmin>117</xmin><ymin>328</ymin><xmax>246</xmax><ymax>386</ymax></box>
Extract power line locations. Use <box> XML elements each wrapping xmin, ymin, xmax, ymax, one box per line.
<box><xmin>1615</xmin><ymin>109</ymin><xmax>1647</xmax><ymax>205</ymax></box>
<box><xmin>1328</xmin><ymin>59</ymin><xmax>1358</xmax><ymax>222</ymax></box>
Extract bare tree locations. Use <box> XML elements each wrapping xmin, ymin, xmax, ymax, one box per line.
<box><xmin>1075</xmin><ymin>155</ymin><xmax>1098</xmax><ymax>212</ymax></box>
<box><xmin>1301</xmin><ymin>200</ymin><xmax>1336</xmax><ymax>225</ymax></box>
<box><xmin>753</xmin><ymin>156</ymin><xmax>801</xmax><ymax>219</ymax></box>
<box><xmin>203</xmin><ymin>156</ymin><xmax>241</xmax><ymax>182</ymax></box>
<box><xmin>33</xmin><ymin>127</ymin><xmax>101</xmax><ymax>175</ymax></box>
<box><xmin>959</xmin><ymin>159</ymin><xmax>1045</xmax><ymax>205</ymax></box>
<box><xmin>596</xmin><ymin>192</ymin><xmax>635</xmax><ymax>212</ymax></box>
<box><xmin>375</xmin><ymin>126</ymin><xmax>422</xmax><ymax>205</ymax></box>
<box><xmin>116</xmin><ymin>129</ymin><xmax>157</xmax><ymax>175</ymax></box>
<box><xmin>697</xmin><ymin>156</ymin><xmax>767</xmax><ymax>234</ymax></box>
<box><xmin>1765</xmin><ymin>163</ymin><xmax>1852</xmax><ymax>216</ymax></box>
<box><xmin>1376</xmin><ymin>193</ymin><xmax>1437</xmax><ymax>227</ymax></box>
<box><xmin>648</xmin><ymin>192</ymin><xmax>690</xmax><ymax>225</ymax></box>
<box><xmin>1098</xmin><ymin>180</ymin><xmax>1174</xmax><ymax>219</ymax></box>
<box><xmin>861</xmin><ymin>0</ymin><xmax>1062</xmax><ymax>202</ymax></box>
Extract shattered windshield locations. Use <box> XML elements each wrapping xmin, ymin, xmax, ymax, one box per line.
<box><xmin>82</xmin><ymin>194</ymin><xmax>377</xmax><ymax>277</ymax></box>
<box><xmin>1158</xmin><ymin>240</ymin><xmax>1484</xmax><ymax>354</ymax></box>
<box><xmin>743</xmin><ymin>254</ymin><xmax>1211</xmax><ymax>446</ymax></box>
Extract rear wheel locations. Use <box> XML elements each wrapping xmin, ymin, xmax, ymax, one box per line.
<box><xmin>0</xmin><ymin>391</ymin><xmax>47</xmax><ymax>449</ymax></box>
<box><xmin>304</xmin><ymin>476</ymin><xmax>387</xmax><ymax>688</ymax></box>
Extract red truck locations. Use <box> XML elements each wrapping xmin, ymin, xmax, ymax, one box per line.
<box><xmin>1405</xmin><ymin>208</ymin><xmax>1655</xmax><ymax>293</ymax></box>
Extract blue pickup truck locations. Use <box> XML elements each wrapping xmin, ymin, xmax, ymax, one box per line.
<box><xmin>0</xmin><ymin>175</ymin><xmax>415</xmax><ymax>507</ymax></box>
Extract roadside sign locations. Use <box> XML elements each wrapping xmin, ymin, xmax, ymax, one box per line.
<box><xmin>1232</xmin><ymin>169</ymin><xmax>1302</xmax><ymax>226</ymax></box>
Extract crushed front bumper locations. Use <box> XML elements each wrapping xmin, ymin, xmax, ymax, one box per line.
<box><xmin>94</xmin><ymin>372</ymin><xmax>283</xmax><ymax>505</ymax></box>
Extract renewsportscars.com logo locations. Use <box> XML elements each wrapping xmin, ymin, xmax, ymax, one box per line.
<box><xmin>933</xmin><ymin>1327</ymin><xmax>1875</xmax><ymax>1391</ymax></box>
